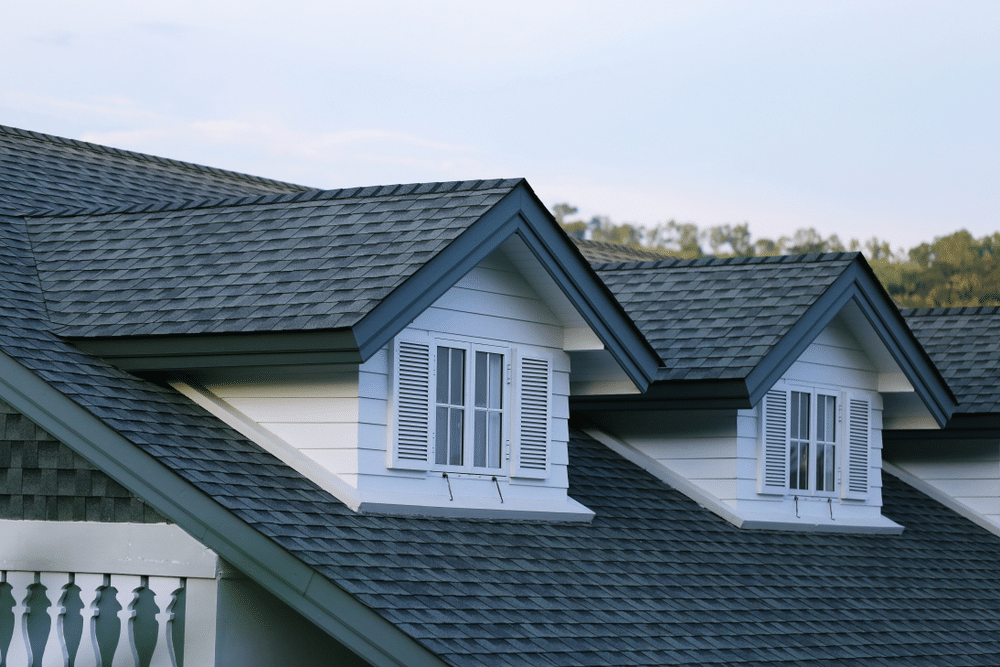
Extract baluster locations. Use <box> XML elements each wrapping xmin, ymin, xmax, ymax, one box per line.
<box><xmin>5</xmin><ymin>571</ymin><xmax>36</xmax><ymax>667</ymax></box>
<box><xmin>110</xmin><ymin>574</ymin><xmax>141</xmax><ymax>667</ymax></box>
<box><xmin>147</xmin><ymin>576</ymin><xmax>182</xmax><ymax>667</ymax></box>
<box><xmin>72</xmin><ymin>573</ymin><xmax>105</xmax><ymax>667</ymax></box>
<box><xmin>39</xmin><ymin>572</ymin><xmax>71</xmax><ymax>667</ymax></box>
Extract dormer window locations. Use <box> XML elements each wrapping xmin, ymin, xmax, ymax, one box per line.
<box><xmin>390</xmin><ymin>334</ymin><xmax>551</xmax><ymax>479</ymax></box>
<box><xmin>760</xmin><ymin>383</ymin><xmax>871</xmax><ymax>500</ymax></box>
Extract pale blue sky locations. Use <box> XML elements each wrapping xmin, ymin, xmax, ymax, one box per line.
<box><xmin>3</xmin><ymin>1</ymin><xmax>998</xmax><ymax>252</ymax></box>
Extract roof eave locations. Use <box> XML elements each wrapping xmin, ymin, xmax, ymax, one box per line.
<box><xmin>70</xmin><ymin>328</ymin><xmax>363</xmax><ymax>372</ymax></box>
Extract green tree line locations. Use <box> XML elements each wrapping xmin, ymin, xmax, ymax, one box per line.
<box><xmin>553</xmin><ymin>204</ymin><xmax>1000</xmax><ymax>308</ymax></box>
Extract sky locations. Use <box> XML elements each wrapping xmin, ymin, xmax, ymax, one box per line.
<box><xmin>3</xmin><ymin>1</ymin><xmax>998</xmax><ymax>253</ymax></box>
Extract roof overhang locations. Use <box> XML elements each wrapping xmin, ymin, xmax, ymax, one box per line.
<box><xmin>71</xmin><ymin>329</ymin><xmax>362</xmax><ymax>372</ymax></box>
<box><xmin>573</xmin><ymin>256</ymin><xmax>958</xmax><ymax>424</ymax></box>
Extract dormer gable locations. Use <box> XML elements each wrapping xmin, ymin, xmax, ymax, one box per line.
<box><xmin>582</xmin><ymin>253</ymin><xmax>957</xmax><ymax>533</ymax></box>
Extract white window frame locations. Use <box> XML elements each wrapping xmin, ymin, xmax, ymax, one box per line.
<box><xmin>787</xmin><ymin>388</ymin><xmax>839</xmax><ymax>498</ymax></box>
<box><xmin>759</xmin><ymin>382</ymin><xmax>871</xmax><ymax>501</ymax></box>
<box><xmin>432</xmin><ymin>338</ymin><xmax>511</xmax><ymax>476</ymax></box>
<box><xmin>388</xmin><ymin>332</ymin><xmax>552</xmax><ymax>480</ymax></box>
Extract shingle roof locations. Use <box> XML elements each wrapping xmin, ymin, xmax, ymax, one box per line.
<box><xmin>902</xmin><ymin>307</ymin><xmax>1000</xmax><ymax>414</ymax></box>
<box><xmin>26</xmin><ymin>179</ymin><xmax>521</xmax><ymax>337</ymax></box>
<box><xmin>0</xmin><ymin>124</ymin><xmax>308</xmax><ymax>212</ymax></box>
<box><xmin>594</xmin><ymin>253</ymin><xmax>856</xmax><ymax>381</ymax></box>
<box><xmin>571</xmin><ymin>238</ymin><xmax>668</xmax><ymax>264</ymax></box>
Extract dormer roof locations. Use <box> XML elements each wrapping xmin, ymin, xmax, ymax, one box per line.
<box><xmin>18</xmin><ymin>179</ymin><xmax>658</xmax><ymax>389</ymax></box>
<box><xmin>584</xmin><ymin>252</ymin><xmax>956</xmax><ymax>425</ymax></box>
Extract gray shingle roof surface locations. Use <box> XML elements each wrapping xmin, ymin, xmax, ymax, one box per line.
<box><xmin>27</xmin><ymin>180</ymin><xmax>520</xmax><ymax>337</ymax></box>
<box><xmin>595</xmin><ymin>253</ymin><xmax>856</xmax><ymax>380</ymax></box>
<box><xmin>571</xmin><ymin>238</ymin><xmax>667</xmax><ymax>264</ymax></box>
<box><xmin>902</xmin><ymin>307</ymin><xmax>1000</xmax><ymax>414</ymax></box>
<box><xmin>0</xmin><ymin>124</ymin><xmax>308</xmax><ymax>212</ymax></box>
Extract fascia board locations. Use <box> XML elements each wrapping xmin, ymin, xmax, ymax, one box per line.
<box><xmin>509</xmin><ymin>186</ymin><xmax>659</xmax><ymax>390</ymax></box>
<box><xmin>743</xmin><ymin>260</ymin><xmax>956</xmax><ymax>426</ymax></box>
<box><xmin>70</xmin><ymin>329</ymin><xmax>362</xmax><ymax>371</ymax></box>
<box><xmin>352</xmin><ymin>182</ymin><xmax>660</xmax><ymax>389</ymax></box>
<box><xmin>570</xmin><ymin>379</ymin><xmax>751</xmax><ymax>411</ymax></box>
<box><xmin>0</xmin><ymin>350</ymin><xmax>447</xmax><ymax>667</ymax></box>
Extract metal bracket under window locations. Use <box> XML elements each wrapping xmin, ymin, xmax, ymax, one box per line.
<box><xmin>828</xmin><ymin>497</ymin><xmax>835</xmax><ymax>520</ymax></box>
<box><xmin>442</xmin><ymin>472</ymin><xmax>453</xmax><ymax>501</ymax></box>
<box><xmin>794</xmin><ymin>495</ymin><xmax>800</xmax><ymax>518</ymax></box>
<box><xmin>491</xmin><ymin>476</ymin><xmax>504</xmax><ymax>503</ymax></box>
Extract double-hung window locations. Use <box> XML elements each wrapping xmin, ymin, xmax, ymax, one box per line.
<box><xmin>760</xmin><ymin>384</ymin><xmax>870</xmax><ymax>500</ymax></box>
<box><xmin>391</xmin><ymin>334</ymin><xmax>551</xmax><ymax>479</ymax></box>
<box><xmin>788</xmin><ymin>391</ymin><xmax>837</xmax><ymax>495</ymax></box>
<box><xmin>435</xmin><ymin>345</ymin><xmax>505</xmax><ymax>471</ymax></box>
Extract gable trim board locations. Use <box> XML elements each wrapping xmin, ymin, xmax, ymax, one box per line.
<box><xmin>573</xmin><ymin>255</ymin><xmax>957</xmax><ymax>426</ymax></box>
<box><xmin>0</xmin><ymin>349</ymin><xmax>447</xmax><ymax>667</ymax></box>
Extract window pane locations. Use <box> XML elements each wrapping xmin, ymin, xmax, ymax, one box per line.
<box><xmin>435</xmin><ymin>406</ymin><xmax>449</xmax><ymax>466</ymax></box>
<box><xmin>791</xmin><ymin>391</ymin><xmax>809</xmax><ymax>440</ymax></box>
<box><xmin>450</xmin><ymin>348</ymin><xmax>465</xmax><ymax>406</ymax></box>
<box><xmin>449</xmin><ymin>408</ymin><xmax>463</xmax><ymax>465</ymax></box>
<box><xmin>475</xmin><ymin>352</ymin><xmax>488</xmax><ymax>408</ymax></box>
<box><xmin>489</xmin><ymin>353</ymin><xmax>503</xmax><ymax>409</ymax></box>
<box><xmin>815</xmin><ymin>442</ymin><xmax>826</xmax><ymax>491</ymax></box>
<box><xmin>436</xmin><ymin>347</ymin><xmax>450</xmax><ymax>404</ymax></box>
<box><xmin>474</xmin><ymin>410</ymin><xmax>486</xmax><ymax>468</ymax></box>
<box><xmin>818</xmin><ymin>395</ymin><xmax>836</xmax><ymax>442</ymax></box>
<box><xmin>826</xmin><ymin>445</ymin><xmax>836</xmax><ymax>490</ymax></box>
<box><xmin>488</xmin><ymin>411</ymin><xmax>502</xmax><ymax>469</ymax></box>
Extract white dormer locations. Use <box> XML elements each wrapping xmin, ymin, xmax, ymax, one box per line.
<box><xmin>174</xmin><ymin>237</ymin><xmax>648</xmax><ymax>521</ymax></box>
<box><xmin>586</xmin><ymin>304</ymin><xmax>946</xmax><ymax>534</ymax></box>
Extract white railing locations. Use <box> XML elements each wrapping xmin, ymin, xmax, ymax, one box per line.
<box><xmin>1</xmin><ymin>571</ymin><xmax>185</xmax><ymax>667</ymax></box>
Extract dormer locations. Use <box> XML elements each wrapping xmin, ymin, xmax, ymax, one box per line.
<box><xmin>51</xmin><ymin>180</ymin><xmax>658</xmax><ymax>522</ymax></box>
<box><xmin>576</xmin><ymin>253</ymin><xmax>956</xmax><ymax>533</ymax></box>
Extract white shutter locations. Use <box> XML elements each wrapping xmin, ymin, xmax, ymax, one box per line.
<box><xmin>841</xmin><ymin>395</ymin><xmax>870</xmax><ymax>500</ymax></box>
<box><xmin>512</xmin><ymin>353</ymin><xmax>550</xmax><ymax>479</ymax></box>
<box><xmin>389</xmin><ymin>337</ymin><xmax>432</xmax><ymax>470</ymax></box>
<box><xmin>759</xmin><ymin>389</ymin><xmax>789</xmax><ymax>494</ymax></box>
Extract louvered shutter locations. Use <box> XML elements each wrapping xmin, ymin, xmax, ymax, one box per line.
<box><xmin>759</xmin><ymin>389</ymin><xmax>789</xmax><ymax>494</ymax></box>
<box><xmin>389</xmin><ymin>338</ymin><xmax>432</xmax><ymax>470</ymax></box>
<box><xmin>841</xmin><ymin>395</ymin><xmax>870</xmax><ymax>500</ymax></box>
<box><xmin>512</xmin><ymin>352</ymin><xmax>550</xmax><ymax>479</ymax></box>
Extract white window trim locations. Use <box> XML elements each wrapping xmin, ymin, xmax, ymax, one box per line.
<box><xmin>432</xmin><ymin>338</ymin><xmax>512</xmax><ymax>476</ymax></box>
<box><xmin>388</xmin><ymin>333</ymin><xmax>552</xmax><ymax>481</ymax></box>
<box><xmin>758</xmin><ymin>381</ymin><xmax>872</xmax><ymax>501</ymax></box>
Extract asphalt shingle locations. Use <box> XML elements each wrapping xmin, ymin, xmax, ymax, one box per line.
<box><xmin>902</xmin><ymin>307</ymin><xmax>1000</xmax><ymax>414</ymax></box>
<box><xmin>594</xmin><ymin>254</ymin><xmax>856</xmax><ymax>381</ymax></box>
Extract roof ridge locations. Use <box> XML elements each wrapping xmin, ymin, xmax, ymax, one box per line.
<box><xmin>20</xmin><ymin>177</ymin><xmax>525</xmax><ymax>220</ymax></box>
<box><xmin>592</xmin><ymin>250</ymin><xmax>861</xmax><ymax>271</ymax></box>
<box><xmin>900</xmin><ymin>305</ymin><xmax>1000</xmax><ymax>317</ymax></box>
<box><xmin>0</xmin><ymin>123</ymin><xmax>312</xmax><ymax>193</ymax></box>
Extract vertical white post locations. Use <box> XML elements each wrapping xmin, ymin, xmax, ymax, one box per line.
<box><xmin>110</xmin><ymin>574</ymin><xmax>141</xmax><ymax>667</ymax></box>
<box><xmin>147</xmin><ymin>576</ymin><xmax>182</xmax><ymax>667</ymax></box>
<box><xmin>39</xmin><ymin>572</ymin><xmax>70</xmax><ymax>667</ymax></box>
<box><xmin>182</xmin><ymin>577</ymin><xmax>218</xmax><ymax>667</ymax></box>
<box><xmin>5</xmin><ymin>571</ymin><xmax>36</xmax><ymax>667</ymax></box>
<box><xmin>72</xmin><ymin>573</ymin><xmax>105</xmax><ymax>667</ymax></box>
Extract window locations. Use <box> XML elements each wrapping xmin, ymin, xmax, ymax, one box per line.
<box><xmin>760</xmin><ymin>385</ymin><xmax>870</xmax><ymax>499</ymax></box>
<box><xmin>435</xmin><ymin>345</ymin><xmax>505</xmax><ymax>470</ymax></box>
<box><xmin>788</xmin><ymin>391</ymin><xmax>837</xmax><ymax>495</ymax></box>
<box><xmin>390</xmin><ymin>335</ymin><xmax>551</xmax><ymax>479</ymax></box>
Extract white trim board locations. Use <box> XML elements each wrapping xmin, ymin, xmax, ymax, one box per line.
<box><xmin>0</xmin><ymin>519</ymin><xmax>219</xmax><ymax>577</ymax></box>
